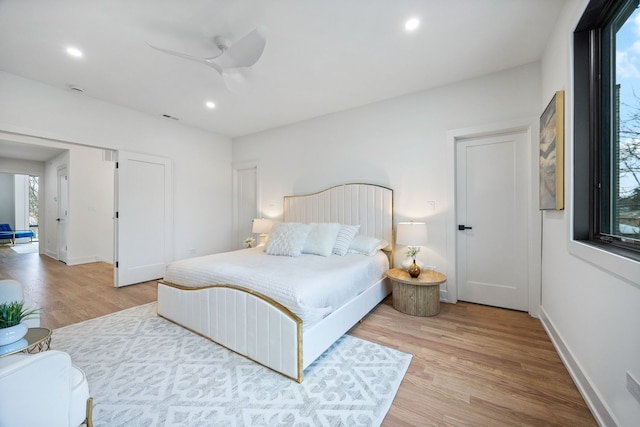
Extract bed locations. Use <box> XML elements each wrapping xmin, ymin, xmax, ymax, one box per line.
<box><xmin>157</xmin><ymin>183</ymin><xmax>393</xmax><ymax>382</ymax></box>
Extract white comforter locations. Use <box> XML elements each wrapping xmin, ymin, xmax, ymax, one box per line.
<box><xmin>163</xmin><ymin>247</ymin><xmax>389</xmax><ymax>326</ymax></box>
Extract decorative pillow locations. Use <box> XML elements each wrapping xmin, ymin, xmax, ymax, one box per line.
<box><xmin>302</xmin><ymin>222</ymin><xmax>341</xmax><ymax>257</ymax></box>
<box><xmin>265</xmin><ymin>223</ymin><xmax>311</xmax><ymax>257</ymax></box>
<box><xmin>333</xmin><ymin>224</ymin><xmax>360</xmax><ymax>256</ymax></box>
<box><xmin>348</xmin><ymin>235</ymin><xmax>389</xmax><ymax>256</ymax></box>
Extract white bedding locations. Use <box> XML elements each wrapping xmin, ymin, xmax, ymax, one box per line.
<box><xmin>163</xmin><ymin>247</ymin><xmax>389</xmax><ymax>327</ymax></box>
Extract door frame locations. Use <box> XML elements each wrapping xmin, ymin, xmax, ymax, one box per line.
<box><xmin>445</xmin><ymin>118</ymin><xmax>542</xmax><ymax>317</ymax></box>
<box><xmin>56</xmin><ymin>165</ymin><xmax>69</xmax><ymax>264</ymax></box>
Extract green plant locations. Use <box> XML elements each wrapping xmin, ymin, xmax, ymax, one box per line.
<box><xmin>244</xmin><ymin>237</ymin><xmax>255</xmax><ymax>248</ymax></box>
<box><xmin>0</xmin><ymin>301</ymin><xmax>40</xmax><ymax>329</ymax></box>
<box><xmin>406</xmin><ymin>246</ymin><xmax>420</xmax><ymax>260</ymax></box>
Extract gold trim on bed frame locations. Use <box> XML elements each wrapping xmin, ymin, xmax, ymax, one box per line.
<box><xmin>158</xmin><ymin>280</ymin><xmax>305</xmax><ymax>382</ymax></box>
<box><xmin>283</xmin><ymin>182</ymin><xmax>395</xmax><ymax>265</ymax></box>
<box><xmin>283</xmin><ymin>182</ymin><xmax>393</xmax><ymax>199</ymax></box>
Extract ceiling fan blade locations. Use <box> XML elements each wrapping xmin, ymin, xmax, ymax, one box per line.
<box><xmin>212</xmin><ymin>26</ymin><xmax>267</xmax><ymax>69</ymax></box>
<box><xmin>146</xmin><ymin>42</ymin><xmax>211</xmax><ymax>66</ymax></box>
<box><xmin>221</xmin><ymin>69</ymin><xmax>247</xmax><ymax>93</ymax></box>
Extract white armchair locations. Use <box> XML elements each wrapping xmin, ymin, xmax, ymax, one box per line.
<box><xmin>0</xmin><ymin>279</ymin><xmax>40</xmax><ymax>327</ymax></box>
<box><xmin>0</xmin><ymin>350</ymin><xmax>93</xmax><ymax>427</ymax></box>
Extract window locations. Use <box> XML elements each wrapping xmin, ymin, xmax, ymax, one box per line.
<box><xmin>29</xmin><ymin>175</ymin><xmax>39</xmax><ymax>241</ymax></box>
<box><xmin>574</xmin><ymin>0</ymin><xmax>640</xmax><ymax>260</ymax></box>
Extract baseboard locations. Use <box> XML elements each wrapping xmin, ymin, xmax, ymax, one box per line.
<box><xmin>44</xmin><ymin>249</ymin><xmax>57</xmax><ymax>260</ymax></box>
<box><xmin>66</xmin><ymin>255</ymin><xmax>99</xmax><ymax>266</ymax></box>
<box><xmin>43</xmin><ymin>252</ymin><xmax>111</xmax><ymax>266</ymax></box>
<box><xmin>539</xmin><ymin>307</ymin><xmax>618</xmax><ymax>426</ymax></box>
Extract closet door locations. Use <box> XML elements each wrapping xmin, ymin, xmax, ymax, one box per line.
<box><xmin>233</xmin><ymin>165</ymin><xmax>258</xmax><ymax>249</ymax></box>
<box><xmin>456</xmin><ymin>130</ymin><xmax>529</xmax><ymax>311</ymax></box>
<box><xmin>114</xmin><ymin>151</ymin><xmax>172</xmax><ymax>287</ymax></box>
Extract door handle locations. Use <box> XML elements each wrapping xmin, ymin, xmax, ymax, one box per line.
<box><xmin>458</xmin><ymin>225</ymin><xmax>473</xmax><ymax>230</ymax></box>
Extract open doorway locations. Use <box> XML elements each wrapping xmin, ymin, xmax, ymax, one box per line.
<box><xmin>0</xmin><ymin>173</ymin><xmax>39</xmax><ymax>254</ymax></box>
<box><xmin>0</xmin><ymin>136</ymin><xmax>114</xmax><ymax>265</ymax></box>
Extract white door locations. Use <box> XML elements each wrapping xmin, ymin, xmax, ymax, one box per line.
<box><xmin>114</xmin><ymin>151</ymin><xmax>172</xmax><ymax>287</ymax></box>
<box><xmin>57</xmin><ymin>167</ymin><xmax>69</xmax><ymax>264</ymax></box>
<box><xmin>233</xmin><ymin>165</ymin><xmax>257</xmax><ymax>249</ymax></box>
<box><xmin>456</xmin><ymin>131</ymin><xmax>528</xmax><ymax>311</ymax></box>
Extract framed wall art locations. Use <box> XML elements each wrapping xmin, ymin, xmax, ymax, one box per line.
<box><xmin>539</xmin><ymin>90</ymin><xmax>564</xmax><ymax>210</ymax></box>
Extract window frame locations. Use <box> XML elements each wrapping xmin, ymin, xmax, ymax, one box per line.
<box><xmin>574</xmin><ymin>0</ymin><xmax>640</xmax><ymax>262</ymax></box>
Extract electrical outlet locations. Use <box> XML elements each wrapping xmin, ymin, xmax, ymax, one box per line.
<box><xmin>427</xmin><ymin>201</ymin><xmax>436</xmax><ymax>212</ymax></box>
<box><xmin>627</xmin><ymin>372</ymin><xmax>640</xmax><ymax>404</ymax></box>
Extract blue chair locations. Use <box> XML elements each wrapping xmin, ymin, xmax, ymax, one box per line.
<box><xmin>0</xmin><ymin>224</ymin><xmax>34</xmax><ymax>245</ymax></box>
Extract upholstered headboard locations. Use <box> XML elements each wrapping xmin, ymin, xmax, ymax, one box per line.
<box><xmin>283</xmin><ymin>183</ymin><xmax>393</xmax><ymax>250</ymax></box>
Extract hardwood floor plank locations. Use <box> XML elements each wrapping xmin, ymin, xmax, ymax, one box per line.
<box><xmin>0</xmin><ymin>245</ymin><xmax>596</xmax><ymax>426</ymax></box>
<box><xmin>0</xmin><ymin>246</ymin><xmax>156</xmax><ymax>328</ymax></box>
<box><xmin>349</xmin><ymin>300</ymin><xmax>597</xmax><ymax>426</ymax></box>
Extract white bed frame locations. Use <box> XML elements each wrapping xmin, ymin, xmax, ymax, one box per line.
<box><xmin>157</xmin><ymin>183</ymin><xmax>393</xmax><ymax>382</ymax></box>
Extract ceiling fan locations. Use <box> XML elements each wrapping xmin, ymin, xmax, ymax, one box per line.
<box><xmin>147</xmin><ymin>26</ymin><xmax>267</xmax><ymax>92</ymax></box>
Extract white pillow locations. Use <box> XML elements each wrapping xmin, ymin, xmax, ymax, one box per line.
<box><xmin>348</xmin><ymin>235</ymin><xmax>389</xmax><ymax>256</ymax></box>
<box><xmin>302</xmin><ymin>222</ymin><xmax>341</xmax><ymax>257</ymax></box>
<box><xmin>265</xmin><ymin>223</ymin><xmax>311</xmax><ymax>257</ymax></box>
<box><xmin>333</xmin><ymin>224</ymin><xmax>360</xmax><ymax>256</ymax></box>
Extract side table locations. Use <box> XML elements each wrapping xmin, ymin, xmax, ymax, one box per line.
<box><xmin>386</xmin><ymin>268</ymin><xmax>447</xmax><ymax>316</ymax></box>
<box><xmin>0</xmin><ymin>327</ymin><xmax>52</xmax><ymax>357</ymax></box>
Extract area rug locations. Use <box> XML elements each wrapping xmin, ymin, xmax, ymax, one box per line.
<box><xmin>9</xmin><ymin>242</ymin><xmax>38</xmax><ymax>254</ymax></box>
<box><xmin>51</xmin><ymin>303</ymin><xmax>411</xmax><ymax>426</ymax></box>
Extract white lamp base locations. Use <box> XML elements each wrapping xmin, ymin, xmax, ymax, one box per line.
<box><xmin>257</xmin><ymin>234</ymin><xmax>268</xmax><ymax>247</ymax></box>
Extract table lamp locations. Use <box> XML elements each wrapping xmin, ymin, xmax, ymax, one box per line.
<box><xmin>252</xmin><ymin>218</ymin><xmax>274</xmax><ymax>247</ymax></box>
<box><xmin>396</xmin><ymin>221</ymin><xmax>428</xmax><ymax>278</ymax></box>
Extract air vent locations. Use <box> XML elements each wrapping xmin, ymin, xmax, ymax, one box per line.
<box><xmin>162</xmin><ymin>114</ymin><xmax>179</xmax><ymax>121</ymax></box>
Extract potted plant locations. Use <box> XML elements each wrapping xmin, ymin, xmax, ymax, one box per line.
<box><xmin>406</xmin><ymin>246</ymin><xmax>421</xmax><ymax>278</ymax></box>
<box><xmin>244</xmin><ymin>237</ymin><xmax>255</xmax><ymax>248</ymax></box>
<box><xmin>406</xmin><ymin>246</ymin><xmax>420</xmax><ymax>261</ymax></box>
<box><xmin>0</xmin><ymin>301</ymin><xmax>39</xmax><ymax>346</ymax></box>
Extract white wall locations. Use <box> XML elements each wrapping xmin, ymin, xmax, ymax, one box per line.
<box><xmin>540</xmin><ymin>1</ymin><xmax>640</xmax><ymax>425</ymax></box>
<box><xmin>68</xmin><ymin>147</ymin><xmax>114</xmax><ymax>263</ymax></box>
<box><xmin>13</xmin><ymin>174</ymin><xmax>28</xmax><ymax>231</ymax></box>
<box><xmin>233</xmin><ymin>63</ymin><xmax>541</xmax><ymax>298</ymax></box>
<box><xmin>43</xmin><ymin>145</ymin><xmax>114</xmax><ymax>265</ymax></box>
<box><xmin>0</xmin><ymin>172</ymin><xmax>15</xmax><ymax>228</ymax></box>
<box><xmin>0</xmin><ymin>71</ymin><xmax>234</xmax><ymax>261</ymax></box>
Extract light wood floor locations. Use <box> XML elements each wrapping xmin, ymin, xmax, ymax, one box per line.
<box><xmin>0</xmin><ymin>244</ymin><xmax>157</xmax><ymax>328</ymax></box>
<box><xmin>1</xmin><ymin>245</ymin><xmax>596</xmax><ymax>426</ymax></box>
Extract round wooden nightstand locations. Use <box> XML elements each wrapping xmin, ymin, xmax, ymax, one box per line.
<box><xmin>386</xmin><ymin>267</ymin><xmax>447</xmax><ymax>316</ymax></box>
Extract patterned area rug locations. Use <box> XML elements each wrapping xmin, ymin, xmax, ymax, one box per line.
<box><xmin>52</xmin><ymin>303</ymin><xmax>411</xmax><ymax>426</ymax></box>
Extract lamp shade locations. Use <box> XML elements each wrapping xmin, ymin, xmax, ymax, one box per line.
<box><xmin>252</xmin><ymin>218</ymin><xmax>274</xmax><ymax>234</ymax></box>
<box><xmin>396</xmin><ymin>222</ymin><xmax>428</xmax><ymax>246</ymax></box>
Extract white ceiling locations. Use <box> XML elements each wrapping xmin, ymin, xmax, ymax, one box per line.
<box><xmin>0</xmin><ymin>139</ymin><xmax>67</xmax><ymax>162</ymax></box>
<box><xmin>0</xmin><ymin>0</ymin><xmax>565</xmax><ymax>139</ymax></box>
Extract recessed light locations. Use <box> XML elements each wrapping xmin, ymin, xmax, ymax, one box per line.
<box><xmin>205</xmin><ymin>101</ymin><xmax>216</xmax><ymax>109</ymax></box>
<box><xmin>405</xmin><ymin>18</ymin><xmax>420</xmax><ymax>32</ymax></box>
<box><xmin>66</xmin><ymin>46</ymin><xmax>83</xmax><ymax>57</ymax></box>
